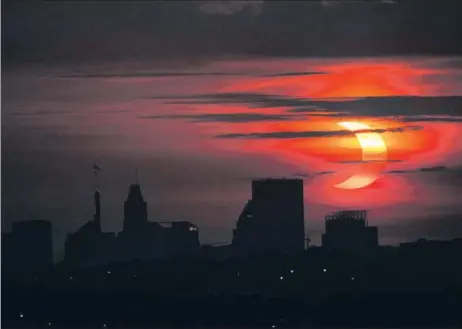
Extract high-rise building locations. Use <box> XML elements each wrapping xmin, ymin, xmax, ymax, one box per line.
<box><xmin>2</xmin><ymin>220</ymin><xmax>53</xmax><ymax>268</ymax></box>
<box><xmin>233</xmin><ymin>178</ymin><xmax>305</xmax><ymax>255</ymax></box>
<box><xmin>123</xmin><ymin>184</ymin><xmax>148</xmax><ymax>232</ymax></box>
<box><xmin>321</xmin><ymin>210</ymin><xmax>378</xmax><ymax>252</ymax></box>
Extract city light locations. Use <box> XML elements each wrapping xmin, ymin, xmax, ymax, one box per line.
<box><xmin>290</xmin><ymin>269</ymin><xmax>294</xmax><ymax>274</ymax></box>
<box><xmin>323</xmin><ymin>268</ymin><xmax>327</xmax><ymax>272</ymax></box>
<box><xmin>20</xmin><ymin>313</ymin><xmax>24</xmax><ymax>318</ymax></box>
<box><xmin>280</xmin><ymin>276</ymin><xmax>284</xmax><ymax>280</ymax></box>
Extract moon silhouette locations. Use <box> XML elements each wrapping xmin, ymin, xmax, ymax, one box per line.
<box><xmin>334</xmin><ymin>121</ymin><xmax>388</xmax><ymax>189</ymax></box>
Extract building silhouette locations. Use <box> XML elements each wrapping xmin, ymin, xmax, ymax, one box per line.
<box><xmin>2</xmin><ymin>219</ymin><xmax>53</xmax><ymax>268</ymax></box>
<box><xmin>166</xmin><ymin>221</ymin><xmax>200</xmax><ymax>257</ymax></box>
<box><xmin>65</xmin><ymin>189</ymin><xmax>115</xmax><ymax>267</ymax></box>
<box><xmin>321</xmin><ymin>210</ymin><xmax>378</xmax><ymax>252</ymax></box>
<box><xmin>233</xmin><ymin>178</ymin><xmax>305</xmax><ymax>255</ymax></box>
<box><xmin>123</xmin><ymin>184</ymin><xmax>148</xmax><ymax>232</ymax></box>
<box><xmin>113</xmin><ymin>182</ymin><xmax>201</xmax><ymax>262</ymax></box>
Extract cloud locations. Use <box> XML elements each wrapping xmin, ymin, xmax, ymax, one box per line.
<box><xmin>154</xmin><ymin>93</ymin><xmax>462</xmax><ymax>118</ymax></box>
<box><xmin>198</xmin><ymin>1</ymin><xmax>264</xmax><ymax>16</ymax></box>
<box><xmin>387</xmin><ymin>166</ymin><xmax>450</xmax><ymax>174</ymax></box>
<box><xmin>215</xmin><ymin>125</ymin><xmax>422</xmax><ymax>139</ymax></box>
<box><xmin>334</xmin><ymin>159</ymin><xmax>403</xmax><ymax>164</ymax></box>
<box><xmin>262</xmin><ymin>71</ymin><xmax>325</xmax><ymax>77</ymax></box>
<box><xmin>57</xmin><ymin>72</ymin><xmax>246</xmax><ymax>79</ymax></box>
<box><xmin>139</xmin><ymin>113</ymin><xmax>298</xmax><ymax>123</ymax></box>
<box><xmin>399</xmin><ymin>115</ymin><xmax>462</xmax><ymax>123</ymax></box>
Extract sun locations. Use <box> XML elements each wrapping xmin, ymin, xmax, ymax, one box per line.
<box><xmin>334</xmin><ymin>121</ymin><xmax>388</xmax><ymax>190</ymax></box>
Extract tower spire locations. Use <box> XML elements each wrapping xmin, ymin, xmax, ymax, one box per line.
<box><xmin>92</xmin><ymin>164</ymin><xmax>101</xmax><ymax>232</ymax></box>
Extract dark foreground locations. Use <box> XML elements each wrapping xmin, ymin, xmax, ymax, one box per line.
<box><xmin>3</xmin><ymin>245</ymin><xmax>462</xmax><ymax>328</ymax></box>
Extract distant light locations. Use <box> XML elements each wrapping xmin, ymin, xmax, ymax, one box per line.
<box><xmin>351</xmin><ymin>277</ymin><xmax>355</xmax><ymax>281</ymax></box>
<box><xmin>280</xmin><ymin>276</ymin><xmax>284</xmax><ymax>280</ymax></box>
<box><xmin>69</xmin><ymin>276</ymin><xmax>73</xmax><ymax>280</ymax></box>
<box><xmin>20</xmin><ymin>313</ymin><xmax>24</xmax><ymax>318</ymax></box>
<box><xmin>48</xmin><ymin>322</ymin><xmax>52</xmax><ymax>327</ymax></box>
<box><xmin>133</xmin><ymin>274</ymin><xmax>137</xmax><ymax>278</ymax></box>
<box><xmin>323</xmin><ymin>268</ymin><xmax>327</xmax><ymax>272</ymax></box>
<box><xmin>290</xmin><ymin>270</ymin><xmax>294</xmax><ymax>274</ymax></box>
<box><xmin>272</xmin><ymin>325</ymin><xmax>276</xmax><ymax>328</ymax></box>
<box><xmin>237</xmin><ymin>272</ymin><xmax>240</xmax><ymax>276</ymax></box>
<box><xmin>103</xmin><ymin>324</ymin><xmax>107</xmax><ymax>328</ymax></box>
<box><xmin>107</xmin><ymin>271</ymin><xmax>111</xmax><ymax>275</ymax></box>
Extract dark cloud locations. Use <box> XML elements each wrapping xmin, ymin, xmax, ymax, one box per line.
<box><xmin>198</xmin><ymin>1</ymin><xmax>264</xmax><ymax>16</ymax></box>
<box><xmin>387</xmin><ymin>166</ymin><xmax>450</xmax><ymax>174</ymax></box>
<box><xmin>215</xmin><ymin>125</ymin><xmax>421</xmax><ymax>139</ymax></box>
<box><xmin>399</xmin><ymin>116</ymin><xmax>462</xmax><ymax>123</ymax></box>
<box><xmin>158</xmin><ymin>93</ymin><xmax>462</xmax><ymax>118</ymax></box>
<box><xmin>335</xmin><ymin>159</ymin><xmax>403</xmax><ymax>164</ymax></box>
<box><xmin>139</xmin><ymin>113</ymin><xmax>298</xmax><ymax>123</ymax></box>
<box><xmin>57</xmin><ymin>72</ymin><xmax>247</xmax><ymax>79</ymax></box>
<box><xmin>262</xmin><ymin>71</ymin><xmax>325</xmax><ymax>77</ymax></box>
<box><xmin>3</xmin><ymin>0</ymin><xmax>462</xmax><ymax>65</ymax></box>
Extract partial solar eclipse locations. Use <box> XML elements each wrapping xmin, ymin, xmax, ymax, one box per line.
<box><xmin>334</xmin><ymin>121</ymin><xmax>388</xmax><ymax>189</ymax></box>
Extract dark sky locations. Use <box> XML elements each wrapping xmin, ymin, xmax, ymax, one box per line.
<box><xmin>3</xmin><ymin>0</ymin><xmax>462</xmax><ymax>65</ymax></box>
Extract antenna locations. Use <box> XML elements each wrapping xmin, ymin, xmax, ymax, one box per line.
<box><xmin>93</xmin><ymin>163</ymin><xmax>100</xmax><ymax>190</ymax></box>
<box><xmin>134</xmin><ymin>165</ymin><xmax>139</xmax><ymax>184</ymax></box>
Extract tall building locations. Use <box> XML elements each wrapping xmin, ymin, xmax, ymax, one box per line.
<box><xmin>321</xmin><ymin>210</ymin><xmax>378</xmax><ymax>252</ymax></box>
<box><xmin>2</xmin><ymin>220</ymin><xmax>53</xmax><ymax>268</ymax></box>
<box><xmin>233</xmin><ymin>178</ymin><xmax>305</xmax><ymax>255</ymax></box>
<box><xmin>123</xmin><ymin>184</ymin><xmax>148</xmax><ymax>232</ymax></box>
<box><xmin>64</xmin><ymin>189</ymin><xmax>115</xmax><ymax>267</ymax></box>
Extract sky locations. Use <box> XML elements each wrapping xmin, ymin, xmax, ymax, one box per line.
<box><xmin>2</xmin><ymin>0</ymin><xmax>462</xmax><ymax>259</ymax></box>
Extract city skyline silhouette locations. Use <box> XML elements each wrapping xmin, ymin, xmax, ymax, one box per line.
<box><xmin>3</xmin><ymin>0</ymin><xmax>462</xmax><ymax>327</ymax></box>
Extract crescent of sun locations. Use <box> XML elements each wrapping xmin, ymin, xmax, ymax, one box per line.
<box><xmin>334</xmin><ymin>121</ymin><xmax>388</xmax><ymax>190</ymax></box>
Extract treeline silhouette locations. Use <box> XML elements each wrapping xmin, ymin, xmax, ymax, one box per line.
<box><xmin>3</xmin><ymin>243</ymin><xmax>462</xmax><ymax>328</ymax></box>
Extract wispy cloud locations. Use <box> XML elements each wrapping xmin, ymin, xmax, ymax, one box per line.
<box><xmin>215</xmin><ymin>125</ymin><xmax>422</xmax><ymax>139</ymax></box>
<box><xmin>139</xmin><ymin>113</ymin><xmax>299</xmax><ymax>123</ymax></box>
<box><xmin>57</xmin><ymin>72</ymin><xmax>246</xmax><ymax>79</ymax></box>
<box><xmin>262</xmin><ymin>71</ymin><xmax>325</xmax><ymax>77</ymax></box>
<box><xmin>387</xmin><ymin>166</ymin><xmax>450</xmax><ymax>174</ymax></box>
<box><xmin>154</xmin><ymin>93</ymin><xmax>462</xmax><ymax>118</ymax></box>
<box><xmin>334</xmin><ymin>159</ymin><xmax>403</xmax><ymax>164</ymax></box>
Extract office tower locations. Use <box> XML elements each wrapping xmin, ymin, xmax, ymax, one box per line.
<box><xmin>321</xmin><ymin>210</ymin><xmax>378</xmax><ymax>252</ymax></box>
<box><xmin>233</xmin><ymin>178</ymin><xmax>305</xmax><ymax>255</ymax></box>
<box><xmin>3</xmin><ymin>220</ymin><xmax>53</xmax><ymax>268</ymax></box>
<box><xmin>123</xmin><ymin>184</ymin><xmax>148</xmax><ymax>232</ymax></box>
